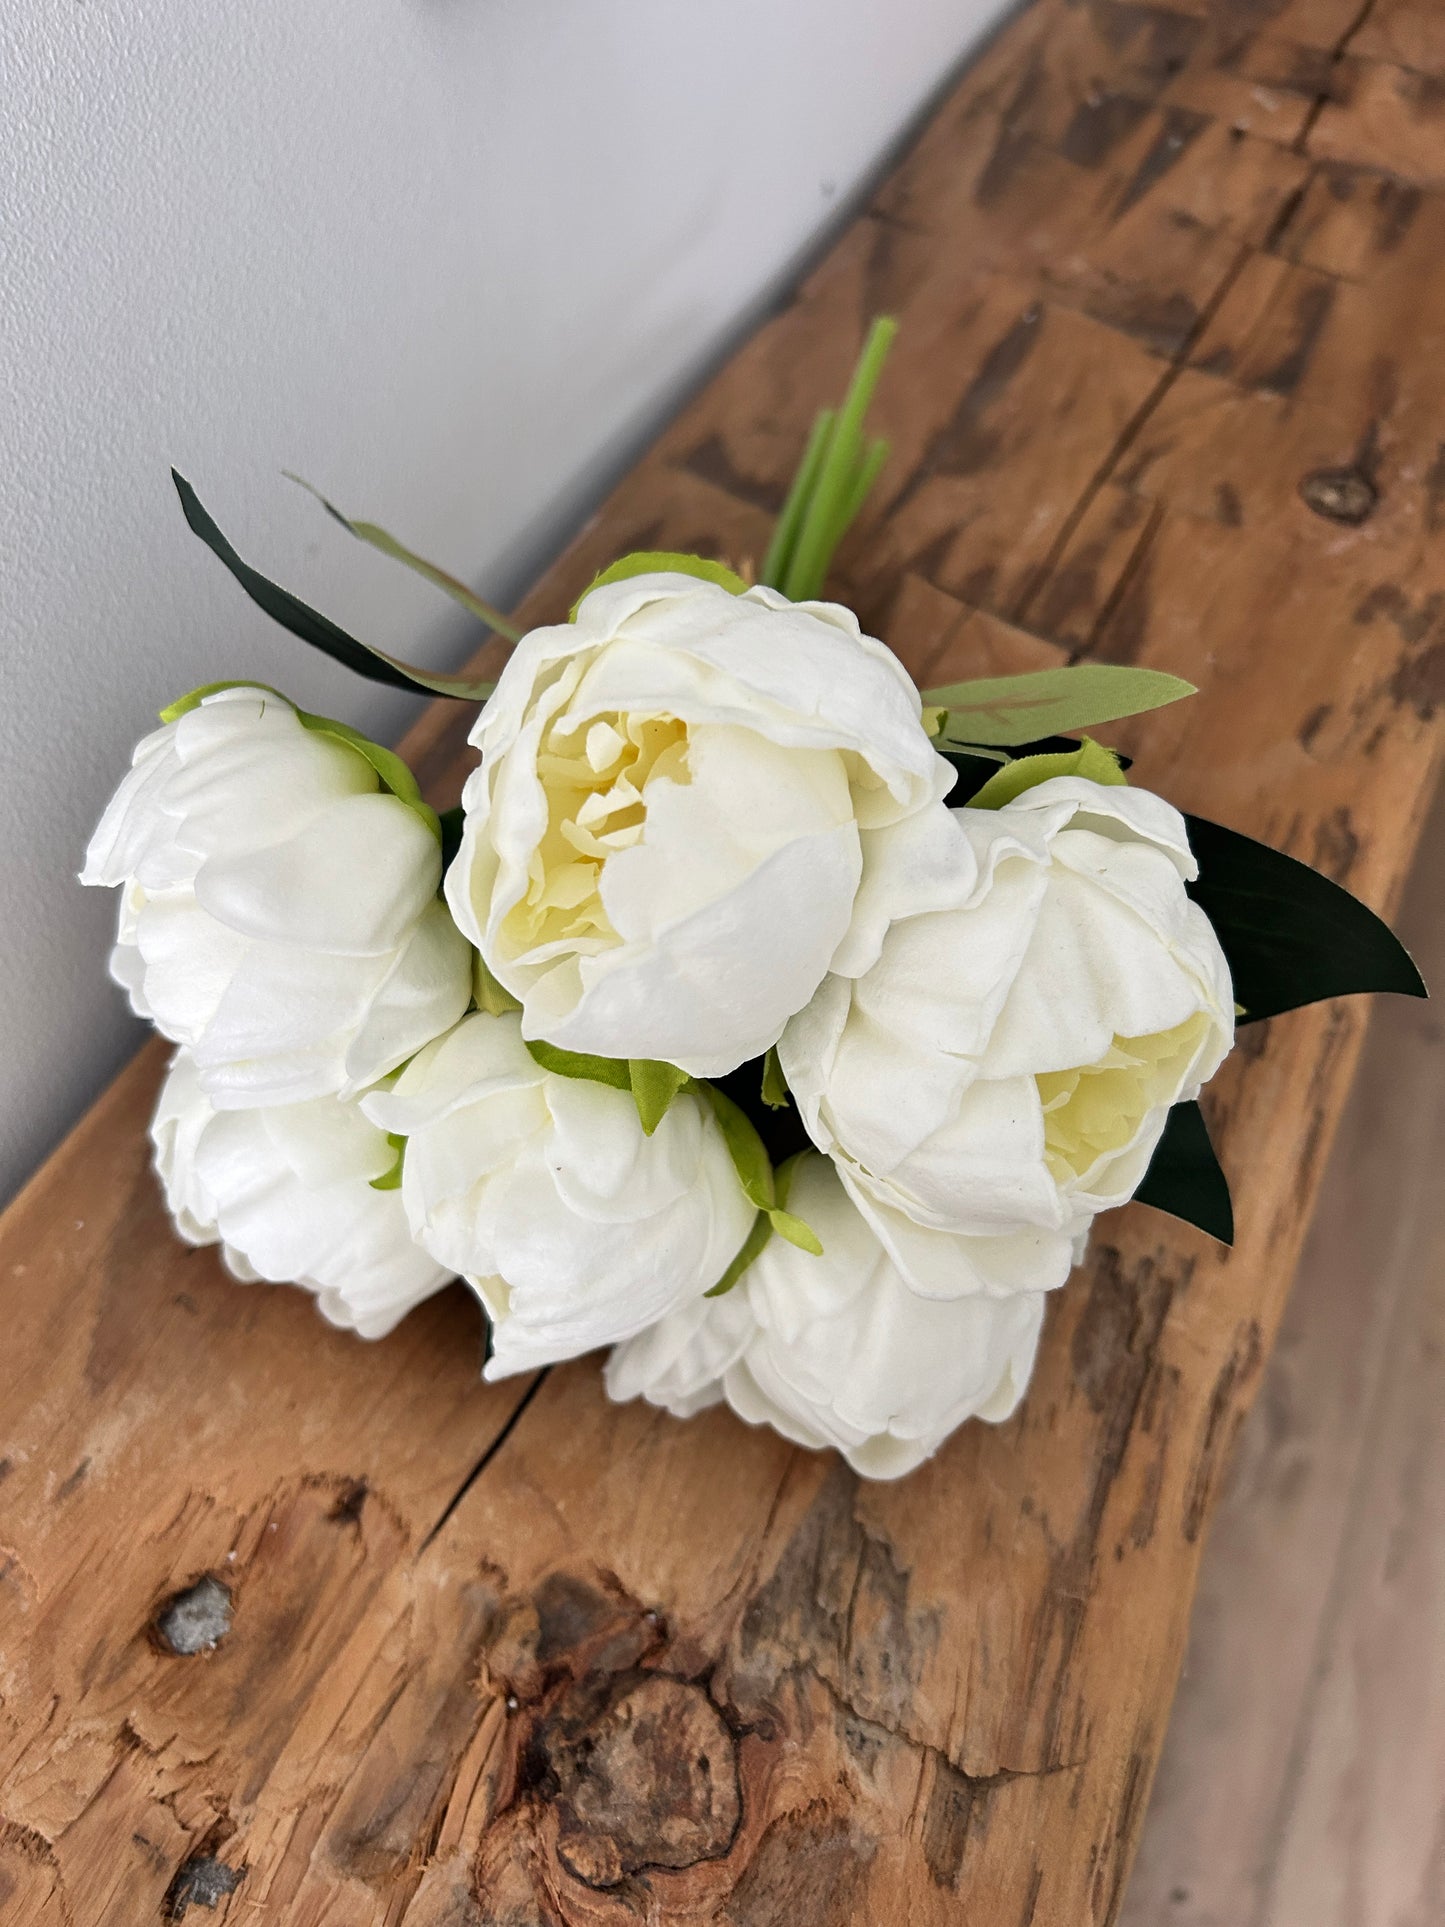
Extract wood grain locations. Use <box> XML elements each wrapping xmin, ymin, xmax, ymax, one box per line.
<box><xmin>1123</xmin><ymin>778</ymin><xmax>1445</xmax><ymax>1927</ymax></box>
<box><xmin>2</xmin><ymin>0</ymin><xmax>1443</xmax><ymax>1920</ymax></box>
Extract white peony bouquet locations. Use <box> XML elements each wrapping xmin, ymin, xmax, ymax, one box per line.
<box><xmin>85</xmin><ymin>321</ymin><xmax>1424</xmax><ymax>1478</ymax></box>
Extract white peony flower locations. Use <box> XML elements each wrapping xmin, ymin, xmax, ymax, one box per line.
<box><xmin>779</xmin><ymin>777</ymin><xmax>1234</xmax><ymax>1267</ymax></box>
<box><xmin>444</xmin><ymin>572</ymin><xmax>952</xmax><ymax>1077</ymax></box>
<box><xmin>82</xmin><ymin>685</ymin><xmax>472</xmax><ymax>1107</ymax></box>
<box><xmin>151</xmin><ymin>1049</ymin><xmax>452</xmax><ymax>1336</ymax></box>
<box><xmin>361</xmin><ymin>1011</ymin><xmax>754</xmax><ymax>1378</ymax></box>
<box><xmin>605</xmin><ymin>1156</ymin><xmax>1047</xmax><ymax>1479</ymax></box>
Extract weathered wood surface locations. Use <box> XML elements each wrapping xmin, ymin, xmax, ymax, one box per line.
<box><xmin>2</xmin><ymin>0</ymin><xmax>1443</xmax><ymax>1919</ymax></box>
<box><xmin>1124</xmin><ymin>772</ymin><xmax>1445</xmax><ymax>1927</ymax></box>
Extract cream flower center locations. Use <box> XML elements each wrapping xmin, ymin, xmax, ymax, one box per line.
<box><xmin>1036</xmin><ymin>1012</ymin><xmax>1209</xmax><ymax>1186</ymax></box>
<box><xmin>508</xmin><ymin>710</ymin><xmax>690</xmax><ymax>950</ymax></box>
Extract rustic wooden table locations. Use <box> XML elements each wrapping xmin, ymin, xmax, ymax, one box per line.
<box><xmin>3</xmin><ymin>0</ymin><xmax>1443</xmax><ymax>1919</ymax></box>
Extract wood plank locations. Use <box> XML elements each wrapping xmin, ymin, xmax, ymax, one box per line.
<box><xmin>2</xmin><ymin>1</ymin><xmax>1442</xmax><ymax>1922</ymax></box>
<box><xmin>1121</xmin><ymin>778</ymin><xmax>1445</xmax><ymax>1927</ymax></box>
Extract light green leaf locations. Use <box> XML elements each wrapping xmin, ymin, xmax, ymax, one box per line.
<box><xmin>769</xmin><ymin>1208</ymin><xmax>824</xmax><ymax>1257</ymax></box>
<box><xmin>926</xmin><ymin>664</ymin><xmax>1196</xmax><ymax>747</ymax></box>
<box><xmin>701</xmin><ymin>1084</ymin><xmax>776</xmax><ymax>1211</ymax></box>
<box><xmin>966</xmin><ymin>735</ymin><xmax>1127</xmax><ymax>808</ymax></box>
<box><xmin>701</xmin><ymin>1085</ymin><xmax>823</xmax><ymax>1256</ymax></box>
<box><xmin>628</xmin><ymin>1058</ymin><xmax>692</xmax><ymax>1136</ymax></box>
<box><xmin>760</xmin><ymin>1046</ymin><xmax>789</xmax><ymax>1110</ymax></box>
<box><xmin>524</xmin><ymin>1039</ymin><xmax>633</xmax><ymax>1092</ymax></box>
<box><xmin>571</xmin><ymin>551</ymin><xmax>747</xmax><ymax>618</ymax></box>
<box><xmin>286</xmin><ymin>474</ymin><xmax>521</xmax><ymax>641</ymax></box>
<box><xmin>473</xmin><ymin>953</ymin><xmax>521</xmax><ymax>1017</ymax></box>
<box><xmin>369</xmin><ymin>1133</ymin><xmax>406</xmax><ymax>1192</ymax></box>
<box><xmin>705</xmin><ymin>1209</ymin><xmax>772</xmax><ymax>1297</ymax></box>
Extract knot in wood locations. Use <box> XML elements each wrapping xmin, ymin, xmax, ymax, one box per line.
<box><xmin>542</xmin><ymin>1673</ymin><xmax>741</xmax><ymax>1888</ymax></box>
<box><xmin>1299</xmin><ymin>466</ymin><xmax>1378</xmax><ymax>526</ymax></box>
<box><xmin>154</xmin><ymin>1575</ymin><xmax>232</xmax><ymax>1655</ymax></box>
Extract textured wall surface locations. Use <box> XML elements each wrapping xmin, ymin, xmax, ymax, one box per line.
<box><xmin>0</xmin><ymin>0</ymin><xmax>1008</xmax><ymax>1202</ymax></box>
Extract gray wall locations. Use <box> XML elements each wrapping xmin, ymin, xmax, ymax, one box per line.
<box><xmin>0</xmin><ymin>0</ymin><xmax>1010</xmax><ymax>1201</ymax></box>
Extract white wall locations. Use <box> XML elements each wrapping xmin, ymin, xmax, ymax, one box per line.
<box><xmin>0</xmin><ymin>0</ymin><xmax>1008</xmax><ymax>1203</ymax></box>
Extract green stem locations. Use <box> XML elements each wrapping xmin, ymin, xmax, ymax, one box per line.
<box><xmin>760</xmin><ymin>409</ymin><xmax>835</xmax><ymax>591</ymax></box>
<box><xmin>782</xmin><ymin>316</ymin><xmax>898</xmax><ymax>602</ymax></box>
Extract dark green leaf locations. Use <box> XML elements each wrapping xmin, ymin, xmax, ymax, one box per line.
<box><xmin>1186</xmin><ymin>814</ymin><xmax>1427</xmax><ymax>1022</ymax></box>
<box><xmin>172</xmin><ymin>471</ymin><xmax>497</xmax><ymax>701</ymax></box>
<box><xmin>1134</xmin><ymin>1101</ymin><xmax>1233</xmax><ymax>1244</ymax></box>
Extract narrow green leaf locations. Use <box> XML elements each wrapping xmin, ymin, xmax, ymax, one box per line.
<box><xmin>760</xmin><ymin>409</ymin><xmax>834</xmax><ymax>592</ymax></box>
<box><xmin>705</xmin><ymin>1209</ymin><xmax>773</xmax><ymax>1297</ymax></box>
<box><xmin>966</xmin><ymin>735</ymin><xmax>1126</xmax><ymax>808</ymax></box>
<box><xmin>368</xmin><ymin>1133</ymin><xmax>407</xmax><ymax>1193</ymax></box>
<box><xmin>701</xmin><ymin>1083</ymin><xmax>776</xmax><ymax>1212</ymax></box>
<box><xmin>1185</xmin><ymin>814</ymin><xmax>1427</xmax><ymax>1022</ymax></box>
<box><xmin>1134</xmin><ymin>1101</ymin><xmax>1233</xmax><ymax>1244</ymax></box>
<box><xmin>701</xmin><ymin>1084</ymin><xmax>823</xmax><ymax>1255</ymax></box>
<box><xmin>524</xmin><ymin>1039</ymin><xmax>633</xmax><ymax>1092</ymax></box>
<box><xmin>927</xmin><ymin>664</ymin><xmax>1196</xmax><ymax>747</ymax></box>
<box><xmin>172</xmin><ymin>471</ymin><xmax>498</xmax><ymax>701</ymax></box>
<box><xmin>761</xmin><ymin>1046</ymin><xmax>789</xmax><ymax>1110</ymax></box>
<box><xmin>571</xmin><ymin>551</ymin><xmax>746</xmax><ymax>618</ymax></box>
<box><xmin>628</xmin><ymin>1058</ymin><xmax>692</xmax><ymax>1136</ymax></box>
<box><xmin>285</xmin><ymin>474</ymin><xmax>521</xmax><ymax>640</ymax></box>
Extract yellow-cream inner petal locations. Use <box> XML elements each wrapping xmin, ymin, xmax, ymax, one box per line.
<box><xmin>505</xmin><ymin>709</ymin><xmax>690</xmax><ymax>950</ymax></box>
<box><xmin>1036</xmin><ymin>1012</ymin><xmax>1209</xmax><ymax>1187</ymax></box>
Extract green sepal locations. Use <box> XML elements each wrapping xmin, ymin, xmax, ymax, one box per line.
<box><xmin>473</xmin><ymin>951</ymin><xmax>522</xmax><ymax>1017</ymax></box>
<box><xmin>172</xmin><ymin>471</ymin><xmax>498</xmax><ymax>701</ymax></box>
<box><xmin>294</xmin><ymin>712</ymin><xmax>440</xmax><ymax>842</ymax></box>
<box><xmin>1184</xmin><ymin>815</ymin><xmax>1427</xmax><ymax>1022</ymax></box>
<box><xmin>1133</xmin><ymin>1101</ymin><xmax>1233</xmax><ymax>1244</ymax></box>
<box><xmin>628</xmin><ymin>1059</ymin><xmax>692</xmax><ymax>1136</ymax></box>
<box><xmin>700</xmin><ymin>1085</ymin><xmax>823</xmax><ymax>1256</ymax></box>
<box><xmin>966</xmin><ymin>735</ymin><xmax>1126</xmax><ymax>808</ymax></box>
<box><xmin>159</xmin><ymin>678</ymin><xmax>273</xmax><ymax>723</ymax></box>
<box><xmin>285</xmin><ymin>473</ymin><xmax>521</xmax><ymax>640</ymax></box>
<box><xmin>157</xmin><ymin>680</ymin><xmax>440</xmax><ymax>841</ymax></box>
<box><xmin>522</xmin><ymin>1038</ymin><xmax>691</xmax><ymax>1134</ymax></box>
<box><xmin>571</xmin><ymin>551</ymin><xmax>747</xmax><ymax>618</ymax></box>
<box><xmin>368</xmin><ymin>1132</ymin><xmax>407</xmax><ymax>1192</ymax></box>
<box><xmin>705</xmin><ymin>1209</ymin><xmax>772</xmax><ymax>1298</ymax></box>
<box><xmin>523</xmin><ymin>1039</ymin><xmax>633</xmax><ymax>1092</ymax></box>
<box><xmin>926</xmin><ymin>664</ymin><xmax>1195</xmax><ymax>749</ymax></box>
<box><xmin>761</xmin><ymin>1046</ymin><xmax>789</xmax><ymax>1110</ymax></box>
